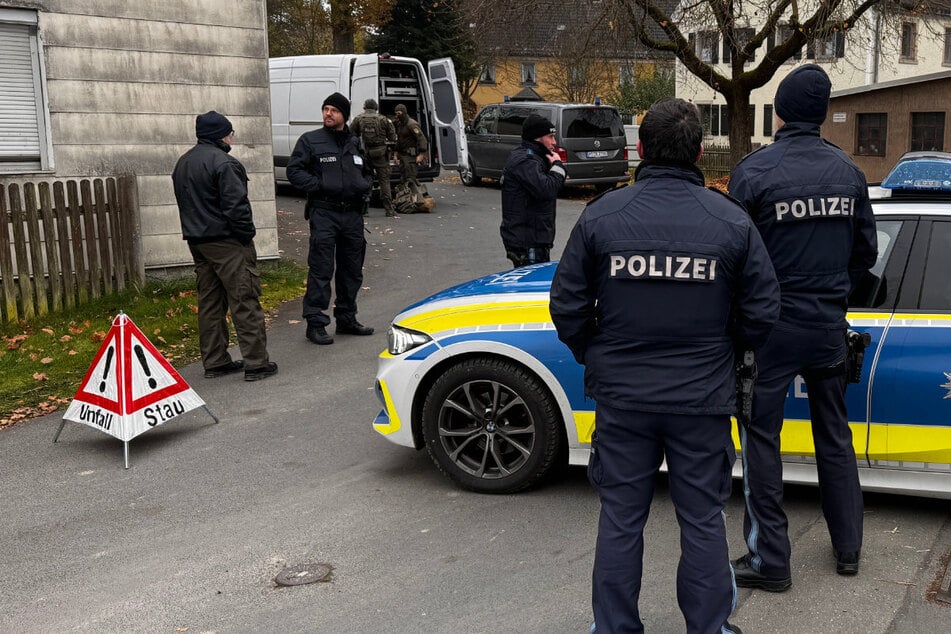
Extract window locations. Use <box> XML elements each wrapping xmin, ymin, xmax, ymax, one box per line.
<box><xmin>763</xmin><ymin>104</ymin><xmax>774</xmax><ymax>137</ymax></box>
<box><xmin>856</xmin><ymin>113</ymin><xmax>887</xmax><ymax>156</ymax></box>
<box><xmin>901</xmin><ymin>22</ymin><xmax>917</xmax><ymax>62</ymax></box>
<box><xmin>619</xmin><ymin>64</ymin><xmax>634</xmax><ymax>86</ymax></box>
<box><xmin>911</xmin><ymin>112</ymin><xmax>945</xmax><ymax>151</ymax></box>
<box><xmin>697</xmin><ymin>31</ymin><xmax>719</xmax><ymax>63</ymax></box>
<box><xmin>945</xmin><ymin>28</ymin><xmax>951</xmax><ymax>64</ymax></box>
<box><xmin>724</xmin><ymin>27</ymin><xmax>756</xmax><ymax>64</ymax></box>
<box><xmin>0</xmin><ymin>8</ymin><xmax>51</xmax><ymax>172</ymax></box>
<box><xmin>472</xmin><ymin>105</ymin><xmax>498</xmax><ymax>135</ymax></box>
<box><xmin>920</xmin><ymin>222</ymin><xmax>951</xmax><ymax>311</ymax></box>
<box><xmin>769</xmin><ymin>24</ymin><xmax>803</xmax><ymax>61</ymax></box>
<box><xmin>807</xmin><ymin>30</ymin><xmax>845</xmax><ymax>60</ymax></box>
<box><xmin>849</xmin><ymin>220</ymin><xmax>905</xmax><ymax>309</ymax></box>
<box><xmin>698</xmin><ymin>104</ymin><xmax>731</xmax><ymax>136</ymax></box>
<box><xmin>520</xmin><ymin>62</ymin><xmax>536</xmax><ymax>86</ymax></box>
<box><xmin>479</xmin><ymin>64</ymin><xmax>496</xmax><ymax>84</ymax></box>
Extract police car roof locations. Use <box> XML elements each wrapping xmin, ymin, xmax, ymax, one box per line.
<box><xmin>878</xmin><ymin>151</ymin><xmax>951</xmax><ymax>197</ymax></box>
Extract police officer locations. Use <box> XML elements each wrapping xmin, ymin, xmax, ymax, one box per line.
<box><xmin>394</xmin><ymin>103</ymin><xmax>428</xmax><ymax>201</ymax></box>
<box><xmin>550</xmin><ymin>98</ymin><xmax>780</xmax><ymax>634</ymax></box>
<box><xmin>351</xmin><ymin>99</ymin><xmax>399</xmax><ymax>217</ymax></box>
<box><xmin>286</xmin><ymin>92</ymin><xmax>375</xmax><ymax>346</ymax></box>
<box><xmin>728</xmin><ymin>64</ymin><xmax>878</xmax><ymax>589</ymax></box>
<box><xmin>500</xmin><ymin>114</ymin><xmax>566</xmax><ymax>267</ymax></box>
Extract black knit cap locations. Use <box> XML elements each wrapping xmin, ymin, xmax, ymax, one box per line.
<box><xmin>774</xmin><ymin>64</ymin><xmax>831</xmax><ymax>125</ymax></box>
<box><xmin>522</xmin><ymin>114</ymin><xmax>556</xmax><ymax>141</ymax></box>
<box><xmin>195</xmin><ymin>111</ymin><xmax>233</xmax><ymax>140</ymax></box>
<box><xmin>322</xmin><ymin>92</ymin><xmax>351</xmax><ymax>120</ymax></box>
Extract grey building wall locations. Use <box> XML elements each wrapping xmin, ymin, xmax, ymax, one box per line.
<box><xmin>0</xmin><ymin>1</ymin><xmax>277</xmax><ymax>270</ymax></box>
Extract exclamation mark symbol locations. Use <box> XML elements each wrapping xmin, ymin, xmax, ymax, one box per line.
<box><xmin>99</xmin><ymin>346</ymin><xmax>114</xmax><ymax>393</ymax></box>
<box><xmin>134</xmin><ymin>344</ymin><xmax>157</xmax><ymax>389</ymax></box>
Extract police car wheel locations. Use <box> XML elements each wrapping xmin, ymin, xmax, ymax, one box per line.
<box><xmin>422</xmin><ymin>357</ymin><xmax>564</xmax><ymax>494</ymax></box>
<box><xmin>459</xmin><ymin>157</ymin><xmax>481</xmax><ymax>187</ymax></box>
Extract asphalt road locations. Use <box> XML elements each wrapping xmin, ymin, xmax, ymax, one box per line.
<box><xmin>1</xmin><ymin>179</ymin><xmax>949</xmax><ymax>633</ymax></box>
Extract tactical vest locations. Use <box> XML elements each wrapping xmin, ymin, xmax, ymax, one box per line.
<box><xmin>356</xmin><ymin>114</ymin><xmax>387</xmax><ymax>148</ymax></box>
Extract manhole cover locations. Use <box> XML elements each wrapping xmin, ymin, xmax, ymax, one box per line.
<box><xmin>274</xmin><ymin>563</ymin><xmax>333</xmax><ymax>587</ymax></box>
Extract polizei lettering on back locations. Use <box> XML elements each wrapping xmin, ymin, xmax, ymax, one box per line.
<box><xmin>144</xmin><ymin>399</ymin><xmax>185</xmax><ymax>427</ymax></box>
<box><xmin>609</xmin><ymin>253</ymin><xmax>717</xmax><ymax>282</ymax></box>
<box><xmin>78</xmin><ymin>403</ymin><xmax>114</xmax><ymax>431</ymax></box>
<box><xmin>774</xmin><ymin>196</ymin><xmax>854</xmax><ymax>222</ymax></box>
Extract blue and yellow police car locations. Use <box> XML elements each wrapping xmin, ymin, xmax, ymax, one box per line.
<box><xmin>373</xmin><ymin>153</ymin><xmax>951</xmax><ymax>496</ymax></box>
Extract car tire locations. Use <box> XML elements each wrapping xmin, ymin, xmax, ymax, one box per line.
<box><xmin>422</xmin><ymin>357</ymin><xmax>564</xmax><ymax>493</ymax></box>
<box><xmin>459</xmin><ymin>157</ymin><xmax>481</xmax><ymax>187</ymax></box>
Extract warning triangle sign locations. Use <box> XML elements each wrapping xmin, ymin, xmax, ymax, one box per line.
<box><xmin>63</xmin><ymin>314</ymin><xmax>206</xmax><ymax>442</ymax></box>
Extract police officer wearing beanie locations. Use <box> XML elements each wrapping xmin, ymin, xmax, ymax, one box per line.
<box><xmin>351</xmin><ymin>99</ymin><xmax>399</xmax><ymax>217</ymax></box>
<box><xmin>499</xmin><ymin>114</ymin><xmax>566</xmax><ymax>267</ymax></box>
<box><xmin>551</xmin><ymin>98</ymin><xmax>779</xmax><ymax>634</ymax></box>
<box><xmin>286</xmin><ymin>92</ymin><xmax>375</xmax><ymax>345</ymax></box>
<box><xmin>393</xmin><ymin>103</ymin><xmax>429</xmax><ymax>201</ymax></box>
<box><xmin>172</xmin><ymin>111</ymin><xmax>278</xmax><ymax>381</ymax></box>
<box><xmin>729</xmin><ymin>64</ymin><xmax>877</xmax><ymax>590</ymax></box>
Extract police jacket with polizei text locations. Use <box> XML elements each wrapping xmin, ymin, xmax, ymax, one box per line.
<box><xmin>500</xmin><ymin>140</ymin><xmax>566</xmax><ymax>249</ymax></box>
<box><xmin>550</xmin><ymin>162</ymin><xmax>780</xmax><ymax>414</ymax></box>
<box><xmin>172</xmin><ymin>139</ymin><xmax>256</xmax><ymax>245</ymax></box>
<box><xmin>286</xmin><ymin>125</ymin><xmax>373</xmax><ymax>211</ymax></box>
<box><xmin>728</xmin><ymin>122</ymin><xmax>878</xmax><ymax>329</ymax></box>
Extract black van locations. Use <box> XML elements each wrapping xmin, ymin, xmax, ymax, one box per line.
<box><xmin>460</xmin><ymin>101</ymin><xmax>630</xmax><ymax>189</ymax></box>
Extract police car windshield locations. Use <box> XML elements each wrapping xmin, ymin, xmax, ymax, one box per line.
<box><xmin>881</xmin><ymin>155</ymin><xmax>951</xmax><ymax>193</ymax></box>
<box><xmin>562</xmin><ymin>108</ymin><xmax>623</xmax><ymax>138</ymax></box>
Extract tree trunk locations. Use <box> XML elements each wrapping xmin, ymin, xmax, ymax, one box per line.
<box><xmin>331</xmin><ymin>0</ymin><xmax>355</xmax><ymax>54</ymax></box>
<box><xmin>726</xmin><ymin>88</ymin><xmax>753</xmax><ymax>170</ymax></box>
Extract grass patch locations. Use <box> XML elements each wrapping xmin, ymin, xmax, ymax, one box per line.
<box><xmin>0</xmin><ymin>258</ymin><xmax>307</xmax><ymax>429</ymax></box>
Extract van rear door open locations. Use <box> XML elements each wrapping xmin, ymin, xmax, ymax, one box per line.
<box><xmin>350</xmin><ymin>54</ymin><xmax>379</xmax><ymax>114</ymax></box>
<box><xmin>427</xmin><ymin>58</ymin><xmax>468</xmax><ymax>172</ymax></box>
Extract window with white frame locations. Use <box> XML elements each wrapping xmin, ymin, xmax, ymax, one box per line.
<box><xmin>901</xmin><ymin>22</ymin><xmax>918</xmax><ymax>63</ymax></box>
<box><xmin>520</xmin><ymin>62</ymin><xmax>537</xmax><ymax>86</ymax></box>
<box><xmin>807</xmin><ymin>30</ymin><xmax>845</xmax><ymax>60</ymax></box>
<box><xmin>697</xmin><ymin>31</ymin><xmax>719</xmax><ymax>63</ymax></box>
<box><xmin>0</xmin><ymin>8</ymin><xmax>51</xmax><ymax>172</ymax></box>
<box><xmin>945</xmin><ymin>28</ymin><xmax>951</xmax><ymax>64</ymax></box>
<box><xmin>619</xmin><ymin>64</ymin><xmax>634</xmax><ymax>86</ymax></box>
<box><xmin>479</xmin><ymin>63</ymin><xmax>496</xmax><ymax>84</ymax></box>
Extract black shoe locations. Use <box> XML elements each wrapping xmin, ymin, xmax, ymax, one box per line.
<box><xmin>306</xmin><ymin>325</ymin><xmax>334</xmax><ymax>345</ymax></box>
<box><xmin>244</xmin><ymin>361</ymin><xmax>278</xmax><ymax>382</ymax></box>
<box><xmin>724</xmin><ymin>623</ymin><xmax>743</xmax><ymax>634</ymax></box>
<box><xmin>204</xmin><ymin>360</ymin><xmax>244</xmax><ymax>378</ymax></box>
<box><xmin>732</xmin><ymin>554</ymin><xmax>792</xmax><ymax>592</ymax></box>
<box><xmin>835</xmin><ymin>549</ymin><xmax>860</xmax><ymax>576</ymax></box>
<box><xmin>336</xmin><ymin>321</ymin><xmax>374</xmax><ymax>336</ymax></box>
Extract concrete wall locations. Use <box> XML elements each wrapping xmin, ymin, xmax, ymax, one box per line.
<box><xmin>0</xmin><ymin>1</ymin><xmax>276</xmax><ymax>271</ymax></box>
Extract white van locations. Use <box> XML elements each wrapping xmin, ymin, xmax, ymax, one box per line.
<box><xmin>269</xmin><ymin>53</ymin><xmax>468</xmax><ymax>184</ymax></box>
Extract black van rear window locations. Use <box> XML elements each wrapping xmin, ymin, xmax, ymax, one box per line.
<box><xmin>562</xmin><ymin>108</ymin><xmax>624</xmax><ymax>138</ymax></box>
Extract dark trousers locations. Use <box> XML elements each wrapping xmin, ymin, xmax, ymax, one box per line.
<box><xmin>739</xmin><ymin>324</ymin><xmax>863</xmax><ymax>578</ymax></box>
<box><xmin>505</xmin><ymin>246</ymin><xmax>550</xmax><ymax>268</ymax></box>
<box><xmin>399</xmin><ymin>153</ymin><xmax>420</xmax><ymax>197</ymax></box>
<box><xmin>590</xmin><ymin>404</ymin><xmax>737</xmax><ymax>634</ymax></box>
<box><xmin>303</xmin><ymin>207</ymin><xmax>367</xmax><ymax>328</ymax></box>
<box><xmin>368</xmin><ymin>147</ymin><xmax>393</xmax><ymax>213</ymax></box>
<box><xmin>189</xmin><ymin>240</ymin><xmax>269</xmax><ymax>371</ymax></box>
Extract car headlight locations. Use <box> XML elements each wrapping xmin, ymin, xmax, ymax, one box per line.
<box><xmin>387</xmin><ymin>324</ymin><xmax>433</xmax><ymax>355</ymax></box>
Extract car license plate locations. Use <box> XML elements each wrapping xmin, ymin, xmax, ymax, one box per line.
<box><xmin>585</xmin><ymin>150</ymin><xmax>610</xmax><ymax>159</ymax></box>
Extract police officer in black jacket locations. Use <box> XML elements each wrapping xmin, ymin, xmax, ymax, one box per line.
<box><xmin>551</xmin><ymin>98</ymin><xmax>780</xmax><ymax>634</ymax></box>
<box><xmin>500</xmin><ymin>114</ymin><xmax>566</xmax><ymax>267</ymax></box>
<box><xmin>286</xmin><ymin>92</ymin><xmax>375</xmax><ymax>345</ymax></box>
<box><xmin>728</xmin><ymin>65</ymin><xmax>878</xmax><ymax>589</ymax></box>
<box><xmin>172</xmin><ymin>111</ymin><xmax>277</xmax><ymax>382</ymax></box>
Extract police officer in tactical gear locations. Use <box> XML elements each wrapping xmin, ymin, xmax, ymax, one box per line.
<box><xmin>500</xmin><ymin>114</ymin><xmax>566</xmax><ymax>267</ymax></box>
<box><xmin>728</xmin><ymin>64</ymin><xmax>878</xmax><ymax>589</ymax></box>
<box><xmin>351</xmin><ymin>98</ymin><xmax>399</xmax><ymax>217</ymax></box>
<box><xmin>286</xmin><ymin>92</ymin><xmax>375</xmax><ymax>345</ymax></box>
<box><xmin>172</xmin><ymin>111</ymin><xmax>278</xmax><ymax>382</ymax></box>
<box><xmin>551</xmin><ymin>98</ymin><xmax>780</xmax><ymax>634</ymax></box>
<box><xmin>394</xmin><ymin>103</ymin><xmax>429</xmax><ymax>201</ymax></box>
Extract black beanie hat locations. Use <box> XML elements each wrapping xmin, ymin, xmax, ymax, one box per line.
<box><xmin>195</xmin><ymin>111</ymin><xmax>233</xmax><ymax>140</ymax></box>
<box><xmin>322</xmin><ymin>92</ymin><xmax>351</xmax><ymax>120</ymax></box>
<box><xmin>774</xmin><ymin>64</ymin><xmax>831</xmax><ymax>125</ymax></box>
<box><xmin>522</xmin><ymin>114</ymin><xmax>556</xmax><ymax>141</ymax></box>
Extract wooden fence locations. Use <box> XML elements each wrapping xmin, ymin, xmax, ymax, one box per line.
<box><xmin>0</xmin><ymin>176</ymin><xmax>143</xmax><ymax>324</ymax></box>
<box><xmin>698</xmin><ymin>145</ymin><xmax>732</xmax><ymax>180</ymax></box>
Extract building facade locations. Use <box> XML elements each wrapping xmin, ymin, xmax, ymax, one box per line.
<box><xmin>0</xmin><ymin>2</ymin><xmax>276</xmax><ymax>271</ymax></box>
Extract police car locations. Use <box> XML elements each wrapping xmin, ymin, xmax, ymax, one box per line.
<box><xmin>373</xmin><ymin>153</ymin><xmax>951</xmax><ymax>496</ymax></box>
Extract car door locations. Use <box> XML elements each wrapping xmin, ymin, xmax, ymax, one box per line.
<box><xmin>468</xmin><ymin>106</ymin><xmax>498</xmax><ymax>176</ymax></box>
<box><xmin>867</xmin><ymin>217</ymin><xmax>951</xmax><ymax>470</ymax></box>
